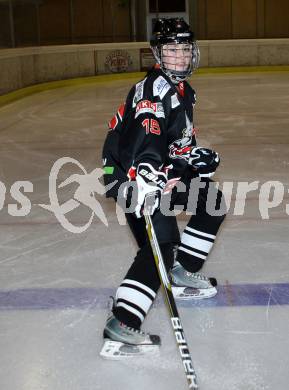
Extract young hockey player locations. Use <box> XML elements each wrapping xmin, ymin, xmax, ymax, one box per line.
<box><xmin>101</xmin><ymin>18</ymin><xmax>226</xmax><ymax>358</ymax></box>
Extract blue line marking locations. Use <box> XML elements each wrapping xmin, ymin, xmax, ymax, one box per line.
<box><xmin>0</xmin><ymin>283</ymin><xmax>288</xmax><ymax>310</ymax></box>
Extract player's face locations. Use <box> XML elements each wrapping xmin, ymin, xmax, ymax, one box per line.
<box><xmin>161</xmin><ymin>43</ymin><xmax>192</xmax><ymax>72</ymax></box>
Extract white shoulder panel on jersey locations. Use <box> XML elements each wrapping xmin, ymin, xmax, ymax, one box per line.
<box><xmin>132</xmin><ymin>78</ymin><xmax>147</xmax><ymax>108</ymax></box>
<box><xmin>153</xmin><ymin>76</ymin><xmax>171</xmax><ymax>100</ymax></box>
<box><xmin>171</xmin><ymin>93</ymin><xmax>180</xmax><ymax>109</ymax></box>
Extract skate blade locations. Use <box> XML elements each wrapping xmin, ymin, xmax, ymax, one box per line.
<box><xmin>100</xmin><ymin>339</ymin><xmax>160</xmax><ymax>360</ymax></box>
<box><xmin>172</xmin><ymin>286</ymin><xmax>217</xmax><ymax>300</ymax></box>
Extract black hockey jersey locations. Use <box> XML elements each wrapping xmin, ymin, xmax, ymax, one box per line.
<box><xmin>102</xmin><ymin>67</ymin><xmax>197</xmax><ymax>198</ymax></box>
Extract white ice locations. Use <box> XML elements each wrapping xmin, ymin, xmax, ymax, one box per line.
<box><xmin>0</xmin><ymin>71</ymin><xmax>289</xmax><ymax>390</ymax></box>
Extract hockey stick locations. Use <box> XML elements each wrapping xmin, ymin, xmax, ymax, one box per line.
<box><xmin>144</xmin><ymin>208</ymin><xmax>198</xmax><ymax>389</ymax></box>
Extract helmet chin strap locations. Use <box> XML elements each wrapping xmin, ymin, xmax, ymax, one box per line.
<box><xmin>161</xmin><ymin>66</ymin><xmax>192</xmax><ymax>84</ymax></box>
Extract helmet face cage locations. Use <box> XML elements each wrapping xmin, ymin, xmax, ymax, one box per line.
<box><xmin>159</xmin><ymin>41</ymin><xmax>200</xmax><ymax>83</ymax></box>
<box><xmin>150</xmin><ymin>18</ymin><xmax>200</xmax><ymax>83</ymax></box>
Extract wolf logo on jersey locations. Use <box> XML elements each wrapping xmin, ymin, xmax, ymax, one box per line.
<box><xmin>168</xmin><ymin>114</ymin><xmax>194</xmax><ymax>160</ymax></box>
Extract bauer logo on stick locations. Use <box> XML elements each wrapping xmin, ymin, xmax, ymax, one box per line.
<box><xmin>171</xmin><ymin>317</ymin><xmax>198</xmax><ymax>389</ymax></box>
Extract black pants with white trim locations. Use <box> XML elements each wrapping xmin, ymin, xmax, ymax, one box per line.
<box><xmin>113</xmin><ymin>175</ymin><xmax>226</xmax><ymax>329</ymax></box>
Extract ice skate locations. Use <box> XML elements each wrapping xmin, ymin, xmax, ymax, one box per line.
<box><xmin>170</xmin><ymin>262</ymin><xmax>217</xmax><ymax>300</ymax></box>
<box><xmin>100</xmin><ymin>313</ymin><xmax>161</xmax><ymax>359</ymax></box>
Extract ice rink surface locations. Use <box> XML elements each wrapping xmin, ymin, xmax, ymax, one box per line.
<box><xmin>0</xmin><ymin>70</ymin><xmax>289</xmax><ymax>390</ymax></box>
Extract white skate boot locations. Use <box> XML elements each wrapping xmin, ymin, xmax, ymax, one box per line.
<box><xmin>170</xmin><ymin>261</ymin><xmax>217</xmax><ymax>300</ymax></box>
<box><xmin>100</xmin><ymin>313</ymin><xmax>161</xmax><ymax>359</ymax></box>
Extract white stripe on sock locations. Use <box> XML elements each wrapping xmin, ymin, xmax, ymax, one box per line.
<box><xmin>185</xmin><ymin>226</ymin><xmax>216</xmax><ymax>239</ymax></box>
<box><xmin>122</xmin><ymin>279</ymin><xmax>156</xmax><ymax>298</ymax></box>
<box><xmin>117</xmin><ymin>302</ymin><xmax>144</xmax><ymax>322</ymax></box>
<box><xmin>116</xmin><ymin>286</ymin><xmax>153</xmax><ymax>314</ymax></box>
<box><xmin>178</xmin><ymin>245</ymin><xmax>207</xmax><ymax>260</ymax></box>
<box><xmin>181</xmin><ymin>232</ymin><xmax>213</xmax><ymax>254</ymax></box>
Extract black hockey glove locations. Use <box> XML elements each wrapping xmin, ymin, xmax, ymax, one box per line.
<box><xmin>188</xmin><ymin>147</ymin><xmax>220</xmax><ymax>178</ymax></box>
<box><xmin>134</xmin><ymin>163</ymin><xmax>167</xmax><ymax>218</ymax></box>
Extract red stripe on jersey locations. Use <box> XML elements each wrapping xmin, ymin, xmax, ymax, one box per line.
<box><xmin>108</xmin><ymin>115</ymin><xmax>118</xmax><ymax>130</ymax></box>
<box><xmin>118</xmin><ymin>103</ymin><xmax>125</xmax><ymax>119</ymax></box>
<box><xmin>108</xmin><ymin>103</ymin><xmax>125</xmax><ymax>130</ymax></box>
<box><xmin>177</xmin><ymin>82</ymin><xmax>185</xmax><ymax>97</ymax></box>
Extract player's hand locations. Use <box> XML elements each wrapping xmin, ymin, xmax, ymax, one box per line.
<box><xmin>134</xmin><ymin>163</ymin><xmax>167</xmax><ymax>218</ymax></box>
<box><xmin>188</xmin><ymin>147</ymin><xmax>220</xmax><ymax>178</ymax></box>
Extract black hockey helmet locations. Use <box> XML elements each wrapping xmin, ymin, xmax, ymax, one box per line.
<box><xmin>150</xmin><ymin>18</ymin><xmax>200</xmax><ymax>83</ymax></box>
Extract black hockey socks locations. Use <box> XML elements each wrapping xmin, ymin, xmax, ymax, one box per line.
<box><xmin>113</xmin><ymin>243</ymin><xmax>175</xmax><ymax>329</ymax></box>
<box><xmin>177</xmin><ymin>212</ymin><xmax>225</xmax><ymax>273</ymax></box>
